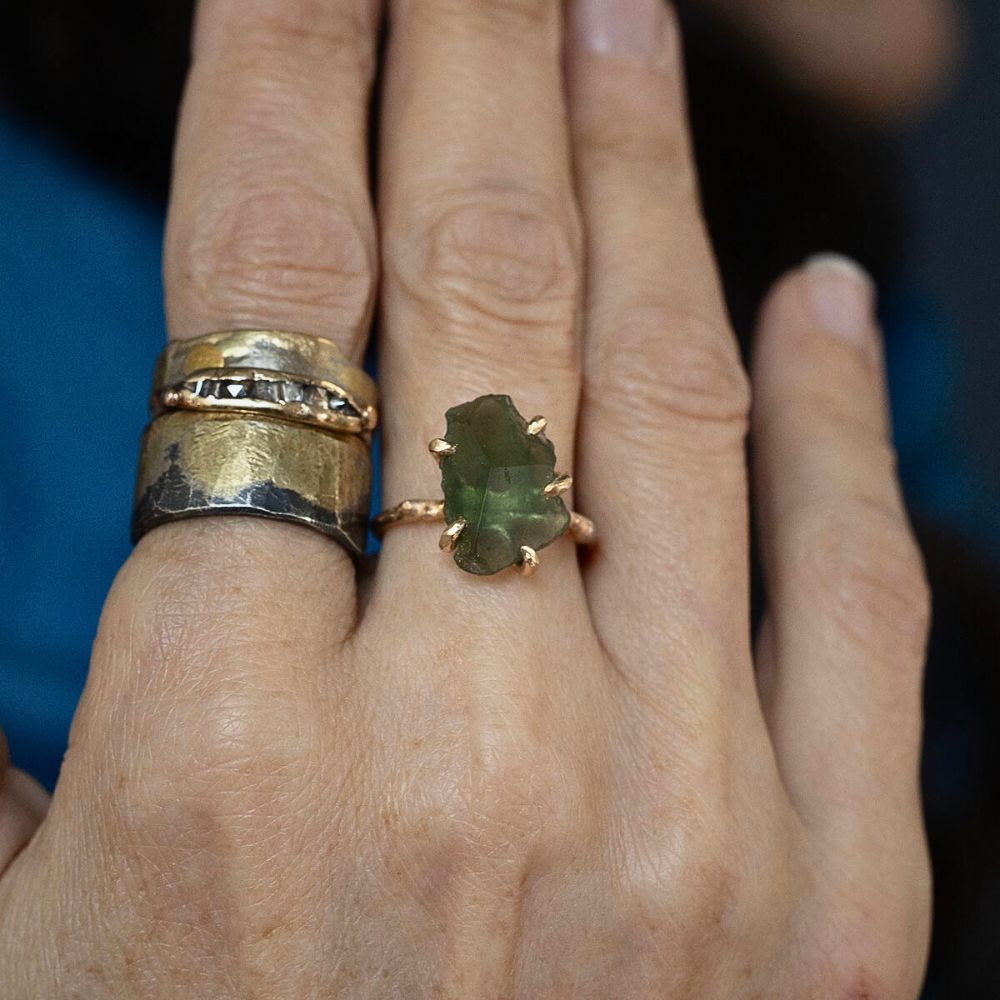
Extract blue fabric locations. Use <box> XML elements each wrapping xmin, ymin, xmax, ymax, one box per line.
<box><xmin>0</xmin><ymin>113</ymin><xmax>996</xmax><ymax>793</ymax></box>
<box><xmin>883</xmin><ymin>288</ymin><xmax>1000</xmax><ymax>559</ymax></box>
<box><xmin>0</xmin><ymin>117</ymin><xmax>163</xmax><ymax>788</ymax></box>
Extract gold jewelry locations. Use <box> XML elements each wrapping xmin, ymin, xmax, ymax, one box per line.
<box><xmin>372</xmin><ymin>394</ymin><xmax>596</xmax><ymax>577</ymax></box>
<box><xmin>132</xmin><ymin>331</ymin><xmax>376</xmax><ymax>556</ymax></box>
<box><xmin>152</xmin><ymin>329</ymin><xmax>378</xmax><ymax>434</ymax></box>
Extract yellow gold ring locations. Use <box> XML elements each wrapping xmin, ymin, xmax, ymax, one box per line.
<box><xmin>132</xmin><ymin>330</ymin><xmax>376</xmax><ymax>556</ymax></box>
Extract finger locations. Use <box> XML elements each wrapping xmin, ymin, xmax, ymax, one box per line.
<box><xmin>751</xmin><ymin>257</ymin><xmax>930</xmax><ymax>835</ymax></box>
<box><xmin>696</xmin><ymin>0</ymin><xmax>958</xmax><ymax>121</ymax></box>
<box><xmin>166</xmin><ymin>0</ymin><xmax>380</xmax><ymax>355</ymax></box>
<box><xmin>565</xmin><ymin>0</ymin><xmax>754</xmax><ymax>717</ymax></box>
<box><xmin>62</xmin><ymin>0</ymin><xmax>382</xmax><ymax>840</ymax></box>
<box><xmin>373</xmin><ymin>0</ymin><xmax>587</xmax><ymax>605</ymax></box>
<box><xmin>151</xmin><ymin>0</ymin><xmax>382</xmax><ymax>632</ymax></box>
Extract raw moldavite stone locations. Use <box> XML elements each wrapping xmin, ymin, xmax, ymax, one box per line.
<box><xmin>440</xmin><ymin>395</ymin><xmax>570</xmax><ymax>575</ymax></box>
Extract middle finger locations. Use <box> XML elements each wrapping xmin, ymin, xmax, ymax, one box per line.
<box><xmin>373</xmin><ymin>0</ymin><xmax>587</xmax><ymax>613</ymax></box>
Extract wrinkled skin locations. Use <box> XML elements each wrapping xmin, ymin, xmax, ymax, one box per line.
<box><xmin>0</xmin><ymin>1</ymin><xmax>932</xmax><ymax>997</ymax></box>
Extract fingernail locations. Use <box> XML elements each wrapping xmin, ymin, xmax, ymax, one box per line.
<box><xmin>803</xmin><ymin>253</ymin><xmax>877</xmax><ymax>345</ymax></box>
<box><xmin>569</xmin><ymin>0</ymin><xmax>667</xmax><ymax>61</ymax></box>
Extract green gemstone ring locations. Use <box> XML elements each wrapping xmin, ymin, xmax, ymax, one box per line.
<box><xmin>373</xmin><ymin>395</ymin><xmax>596</xmax><ymax>576</ymax></box>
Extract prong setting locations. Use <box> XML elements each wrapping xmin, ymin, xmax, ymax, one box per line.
<box><xmin>526</xmin><ymin>416</ymin><xmax>547</xmax><ymax>436</ymax></box>
<box><xmin>439</xmin><ymin>517</ymin><xmax>466</xmax><ymax>552</ymax></box>
<box><xmin>518</xmin><ymin>545</ymin><xmax>540</xmax><ymax>575</ymax></box>
<box><xmin>543</xmin><ymin>473</ymin><xmax>573</xmax><ymax>499</ymax></box>
<box><xmin>429</xmin><ymin>438</ymin><xmax>457</xmax><ymax>464</ymax></box>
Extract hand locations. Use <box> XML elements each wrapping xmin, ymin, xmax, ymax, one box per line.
<box><xmin>691</xmin><ymin>0</ymin><xmax>958</xmax><ymax>120</ymax></box>
<box><xmin>0</xmin><ymin>0</ymin><xmax>931</xmax><ymax>996</ymax></box>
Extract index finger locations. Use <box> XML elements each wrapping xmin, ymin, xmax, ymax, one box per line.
<box><xmin>149</xmin><ymin>0</ymin><xmax>383</xmax><ymax>629</ymax></box>
<box><xmin>74</xmin><ymin>0</ymin><xmax>383</xmax><ymax>759</ymax></box>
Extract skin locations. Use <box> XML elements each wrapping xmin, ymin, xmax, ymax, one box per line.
<box><xmin>0</xmin><ymin>0</ymin><xmax>932</xmax><ymax>996</ymax></box>
<box><xmin>697</xmin><ymin>0</ymin><xmax>959</xmax><ymax>121</ymax></box>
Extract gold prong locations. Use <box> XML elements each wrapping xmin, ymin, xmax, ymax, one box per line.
<box><xmin>518</xmin><ymin>546</ymin><xmax>539</xmax><ymax>576</ymax></box>
<box><xmin>429</xmin><ymin>438</ymin><xmax>457</xmax><ymax>464</ymax></box>
<box><xmin>284</xmin><ymin>401</ymin><xmax>312</xmax><ymax>419</ymax></box>
<box><xmin>526</xmin><ymin>416</ymin><xmax>547</xmax><ymax>436</ymax></box>
<box><xmin>439</xmin><ymin>517</ymin><xmax>466</xmax><ymax>552</ymax></box>
<box><xmin>543</xmin><ymin>473</ymin><xmax>573</xmax><ymax>499</ymax></box>
<box><xmin>363</xmin><ymin>405</ymin><xmax>378</xmax><ymax>432</ymax></box>
<box><xmin>569</xmin><ymin>512</ymin><xmax>597</xmax><ymax>545</ymax></box>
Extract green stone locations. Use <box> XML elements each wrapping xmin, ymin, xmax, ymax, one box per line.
<box><xmin>440</xmin><ymin>394</ymin><xmax>570</xmax><ymax>575</ymax></box>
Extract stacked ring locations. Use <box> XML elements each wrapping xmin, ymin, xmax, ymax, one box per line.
<box><xmin>132</xmin><ymin>330</ymin><xmax>377</xmax><ymax>557</ymax></box>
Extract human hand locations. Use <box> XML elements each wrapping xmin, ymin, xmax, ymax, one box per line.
<box><xmin>0</xmin><ymin>0</ymin><xmax>931</xmax><ymax>996</ymax></box>
<box><xmin>691</xmin><ymin>0</ymin><xmax>958</xmax><ymax>120</ymax></box>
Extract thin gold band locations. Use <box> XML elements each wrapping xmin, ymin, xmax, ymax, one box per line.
<box><xmin>372</xmin><ymin>499</ymin><xmax>597</xmax><ymax>546</ymax></box>
<box><xmin>152</xmin><ymin>329</ymin><xmax>378</xmax><ymax>434</ymax></box>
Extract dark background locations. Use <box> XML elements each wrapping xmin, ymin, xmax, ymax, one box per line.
<box><xmin>0</xmin><ymin>1</ymin><xmax>997</xmax><ymax>995</ymax></box>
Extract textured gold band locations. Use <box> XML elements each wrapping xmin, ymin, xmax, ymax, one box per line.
<box><xmin>134</xmin><ymin>330</ymin><xmax>376</xmax><ymax>554</ymax></box>
<box><xmin>372</xmin><ymin>500</ymin><xmax>597</xmax><ymax>545</ymax></box>
<box><xmin>152</xmin><ymin>329</ymin><xmax>378</xmax><ymax>434</ymax></box>
<box><xmin>132</xmin><ymin>410</ymin><xmax>372</xmax><ymax>556</ymax></box>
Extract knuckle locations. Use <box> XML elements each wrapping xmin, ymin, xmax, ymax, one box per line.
<box><xmin>390</xmin><ymin>190</ymin><xmax>579</xmax><ymax>372</ymax></box>
<box><xmin>589</xmin><ymin>301</ymin><xmax>750</xmax><ymax>449</ymax></box>
<box><xmin>383</xmin><ymin>717</ymin><xmax>578</xmax><ymax>912</ymax></box>
<box><xmin>170</xmin><ymin>180</ymin><xmax>375</xmax><ymax>333</ymax></box>
<box><xmin>465</xmin><ymin>747</ymin><xmax>554</xmax><ymax>847</ymax></box>
<box><xmin>578</xmin><ymin>104</ymin><xmax>694</xmax><ymax>190</ymax></box>
<box><xmin>783</xmin><ymin>384</ymin><xmax>888</xmax><ymax>454</ymax></box>
<box><xmin>815</xmin><ymin>948</ymin><xmax>926</xmax><ymax>1000</ymax></box>
<box><xmin>794</xmin><ymin>501</ymin><xmax>931</xmax><ymax>660</ymax></box>
<box><xmin>402</xmin><ymin>745</ymin><xmax>552</xmax><ymax>857</ymax></box>
<box><xmin>406</xmin><ymin>0</ymin><xmax>556</xmax><ymax>33</ymax></box>
<box><xmin>199</xmin><ymin>0</ymin><xmax>374</xmax><ymax>78</ymax></box>
<box><xmin>477</xmin><ymin>0</ymin><xmax>554</xmax><ymax>30</ymax></box>
<box><xmin>484</xmin><ymin>0</ymin><xmax>553</xmax><ymax>22</ymax></box>
<box><xmin>614</xmin><ymin>822</ymin><xmax>746</xmax><ymax>963</ymax></box>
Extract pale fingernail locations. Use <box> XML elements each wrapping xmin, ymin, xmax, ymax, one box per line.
<box><xmin>569</xmin><ymin>0</ymin><xmax>667</xmax><ymax>61</ymax></box>
<box><xmin>803</xmin><ymin>253</ymin><xmax>877</xmax><ymax>346</ymax></box>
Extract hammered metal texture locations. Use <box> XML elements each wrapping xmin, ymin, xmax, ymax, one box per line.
<box><xmin>152</xmin><ymin>329</ymin><xmax>377</xmax><ymax>417</ymax></box>
<box><xmin>132</xmin><ymin>410</ymin><xmax>371</xmax><ymax>557</ymax></box>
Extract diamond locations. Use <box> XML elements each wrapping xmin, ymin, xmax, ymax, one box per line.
<box><xmin>220</xmin><ymin>380</ymin><xmax>248</xmax><ymax>399</ymax></box>
<box><xmin>251</xmin><ymin>380</ymin><xmax>280</xmax><ymax>402</ymax></box>
<box><xmin>305</xmin><ymin>385</ymin><xmax>328</xmax><ymax>408</ymax></box>
<box><xmin>281</xmin><ymin>382</ymin><xmax>305</xmax><ymax>403</ymax></box>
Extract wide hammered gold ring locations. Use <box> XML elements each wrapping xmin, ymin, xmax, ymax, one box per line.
<box><xmin>373</xmin><ymin>395</ymin><xmax>596</xmax><ymax>577</ymax></box>
<box><xmin>132</xmin><ymin>330</ymin><xmax>377</xmax><ymax>557</ymax></box>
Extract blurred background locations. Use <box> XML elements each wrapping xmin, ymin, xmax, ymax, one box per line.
<box><xmin>0</xmin><ymin>0</ymin><xmax>996</xmax><ymax>994</ymax></box>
